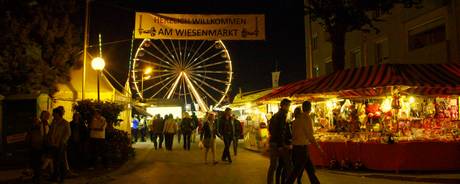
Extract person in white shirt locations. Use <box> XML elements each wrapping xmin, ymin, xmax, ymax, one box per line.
<box><xmin>287</xmin><ymin>101</ymin><xmax>324</xmax><ymax>184</ymax></box>
<box><xmin>89</xmin><ymin>110</ymin><xmax>108</xmax><ymax>169</ymax></box>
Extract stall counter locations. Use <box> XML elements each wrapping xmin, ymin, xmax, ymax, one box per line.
<box><xmin>309</xmin><ymin>141</ymin><xmax>460</xmax><ymax>171</ymax></box>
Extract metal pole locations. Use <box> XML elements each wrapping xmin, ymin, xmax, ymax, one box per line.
<box><xmin>97</xmin><ymin>71</ymin><xmax>100</xmax><ymax>102</ymax></box>
<box><xmin>141</xmin><ymin>74</ymin><xmax>144</xmax><ymax>99</ymax></box>
<box><xmin>82</xmin><ymin>0</ymin><xmax>89</xmax><ymax>99</ymax></box>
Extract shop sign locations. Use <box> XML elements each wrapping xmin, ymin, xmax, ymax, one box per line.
<box><xmin>135</xmin><ymin>12</ymin><xmax>265</xmax><ymax>40</ymax></box>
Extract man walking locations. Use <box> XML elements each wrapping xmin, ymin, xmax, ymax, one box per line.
<box><xmin>151</xmin><ymin>114</ymin><xmax>164</xmax><ymax>149</ymax></box>
<box><xmin>287</xmin><ymin>101</ymin><xmax>324</xmax><ymax>184</ymax></box>
<box><xmin>218</xmin><ymin>108</ymin><xmax>234</xmax><ymax>163</ymax></box>
<box><xmin>89</xmin><ymin>110</ymin><xmax>108</xmax><ymax>169</ymax></box>
<box><xmin>132</xmin><ymin>115</ymin><xmax>139</xmax><ymax>143</ymax></box>
<box><xmin>267</xmin><ymin>99</ymin><xmax>293</xmax><ymax>184</ymax></box>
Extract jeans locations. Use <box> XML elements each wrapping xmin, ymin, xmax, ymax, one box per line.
<box><xmin>157</xmin><ymin>133</ymin><xmax>164</xmax><ymax>148</ymax></box>
<box><xmin>151</xmin><ymin>133</ymin><xmax>164</xmax><ymax>149</ymax></box>
<box><xmin>222</xmin><ymin>136</ymin><xmax>233</xmax><ymax>162</ymax></box>
<box><xmin>140</xmin><ymin>128</ymin><xmax>146</xmax><ymax>142</ymax></box>
<box><xmin>164</xmin><ymin>133</ymin><xmax>174</xmax><ymax>150</ymax></box>
<box><xmin>267</xmin><ymin>144</ymin><xmax>293</xmax><ymax>184</ymax></box>
<box><xmin>183</xmin><ymin>132</ymin><xmax>191</xmax><ymax>150</ymax></box>
<box><xmin>233</xmin><ymin>137</ymin><xmax>239</xmax><ymax>156</ymax></box>
<box><xmin>151</xmin><ymin>132</ymin><xmax>158</xmax><ymax>149</ymax></box>
<box><xmin>132</xmin><ymin>128</ymin><xmax>138</xmax><ymax>142</ymax></box>
<box><xmin>276</xmin><ymin>156</ymin><xmax>290</xmax><ymax>184</ymax></box>
<box><xmin>287</xmin><ymin>145</ymin><xmax>320</xmax><ymax>184</ymax></box>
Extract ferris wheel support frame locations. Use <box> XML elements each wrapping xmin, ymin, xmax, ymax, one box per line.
<box><xmin>132</xmin><ymin>39</ymin><xmax>232</xmax><ymax>111</ymax></box>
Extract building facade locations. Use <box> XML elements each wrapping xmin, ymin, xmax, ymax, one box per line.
<box><xmin>305</xmin><ymin>0</ymin><xmax>460</xmax><ymax>77</ymax></box>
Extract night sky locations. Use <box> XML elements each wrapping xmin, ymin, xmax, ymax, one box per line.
<box><xmin>89</xmin><ymin>0</ymin><xmax>306</xmax><ymax>98</ymax></box>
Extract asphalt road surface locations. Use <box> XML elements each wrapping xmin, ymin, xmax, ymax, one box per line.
<box><xmin>66</xmin><ymin>138</ymin><xmax>435</xmax><ymax>184</ymax></box>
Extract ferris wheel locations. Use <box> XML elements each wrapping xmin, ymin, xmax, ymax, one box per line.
<box><xmin>131</xmin><ymin>39</ymin><xmax>233</xmax><ymax>111</ymax></box>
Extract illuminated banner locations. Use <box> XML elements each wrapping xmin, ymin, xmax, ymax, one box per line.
<box><xmin>135</xmin><ymin>12</ymin><xmax>265</xmax><ymax>40</ymax></box>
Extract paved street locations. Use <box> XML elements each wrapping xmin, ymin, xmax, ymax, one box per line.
<box><xmin>63</xmin><ymin>137</ymin><xmax>455</xmax><ymax>184</ymax></box>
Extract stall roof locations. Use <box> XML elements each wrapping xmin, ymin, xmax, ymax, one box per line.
<box><xmin>257</xmin><ymin>78</ymin><xmax>321</xmax><ymax>102</ymax></box>
<box><xmin>259</xmin><ymin>63</ymin><xmax>460</xmax><ymax>101</ymax></box>
<box><xmin>231</xmin><ymin>88</ymin><xmax>273</xmax><ymax>106</ymax></box>
<box><xmin>132</xmin><ymin>105</ymin><xmax>153</xmax><ymax>117</ymax></box>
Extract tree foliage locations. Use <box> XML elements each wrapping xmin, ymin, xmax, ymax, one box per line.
<box><xmin>306</xmin><ymin>0</ymin><xmax>422</xmax><ymax>71</ymax></box>
<box><xmin>73</xmin><ymin>100</ymin><xmax>132</xmax><ymax>162</ymax></box>
<box><xmin>73</xmin><ymin>100</ymin><xmax>125</xmax><ymax>127</ymax></box>
<box><xmin>0</xmin><ymin>0</ymin><xmax>82</xmax><ymax>95</ymax></box>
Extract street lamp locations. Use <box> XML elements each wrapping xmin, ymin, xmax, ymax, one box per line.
<box><xmin>141</xmin><ymin>67</ymin><xmax>153</xmax><ymax>99</ymax></box>
<box><xmin>91</xmin><ymin>57</ymin><xmax>105</xmax><ymax>102</ymax></box>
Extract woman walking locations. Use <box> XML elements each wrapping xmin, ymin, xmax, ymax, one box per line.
<box><xmin>163</xmin><ymin>115</ymin><xmax>177</xmax><ymax>150</ymax></box>
<box><xmin>200</xmin><ymin>112</ymin><xmax>218</xmax><ymax>164</ymax></box>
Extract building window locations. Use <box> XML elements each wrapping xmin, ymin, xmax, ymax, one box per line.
<box><xmin>408</xmin><ymin>24</ymin><xmax>446</xmax><ymax>51</ymax></box>
<box><xmin>375</xmin><ymin>39</ymin><xmax>389</xmax><ymax>64</ymax></box>
<box><xmin>350</xmin><ymin>49</ymin><xmax>362</xmax><ymax>68</ymax></box>
<box><xmin>312</xmin><ymin>33</ymin><xmax>318</xmax><ymax>50</ymax></box>
<box><xmin>325</xmin><ymin>58</ymin><xmax>333</xmax><ymax>75</ymax></box>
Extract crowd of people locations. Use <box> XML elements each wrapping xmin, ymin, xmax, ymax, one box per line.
<box><xmin>26</xmin><ymin>106</ymin><xmax>109</xmax><ymax>184</ymax></box>
<box><xmin>25</xmin><ymin>99</ymin><xmax>322</xmax><ymax>184</ymax></box>
<box><xmin>266</xmin><ymin>99</ymin><xmax>325</xmax><ymax>184</ymax></box>
<box><xmin>131</xmin><ymin>109</ymin><xmax>242</xmax><ymax>165</ymax></box>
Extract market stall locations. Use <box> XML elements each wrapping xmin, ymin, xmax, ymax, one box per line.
<box><xmin>259</xmin><ymin>63</ymin><xmax>460</xmax><ymax>171</ymax></box>
<box><xmin>231</xmin><ymin>89</ymin><xmax>274</xmax><ymax>151</ymax></box>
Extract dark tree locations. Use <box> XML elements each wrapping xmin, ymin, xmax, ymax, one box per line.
<box><xmin>0</xmin><ymin>0</ymin><xmax>82</xmax><ymax>95</ymax></box>
<box><xmin>306</xmin><ymin>0</ymin><xmax>422</xmax><ymax>71</ymax></box>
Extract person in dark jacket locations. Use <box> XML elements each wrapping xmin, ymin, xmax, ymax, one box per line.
<box><xmin>132</xmin><ymin>115</ymin><xmax>139</xmax><ymax>143</ymax></box>
<box><xmin>181</xmin><ymin>112</ymin><xmax>194</xmax><ymax>150</ymax></box>
<box><xmin>267</xmin><ymin>99</ymin><xmax>293</xmax><ymax>184</ymax></box>
<box><xmin>27</xmin><ymin>117</ymin><xmax>44</xmax><ymax>184</ymax></box>
<box><xmin>218</xmin><ymin>108</ymin><xmax>234</xmax><ymax>163</ymax></box>
<box><xmin>68</xmin><ymin>112</ymin><xmax>83</xmax><ymax>169</ymax></box>
<box><xmin>151</xmin><ymin>114</ymin><xmax>165</xmax><ymax>149</ymax></box>
<box><xmin>191</xmin><ymin>112</ymin><xmax>199</xmax><ymax>143</ymax></box>
<box><xmin>232</xmin><ymin>115</ymin><xmax>242</xmax><ymax>156</ymax></box>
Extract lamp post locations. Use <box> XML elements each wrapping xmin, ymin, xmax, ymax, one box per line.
<box><xmin>91</xmin><ymin>57</ymin><xmax>105</xmax><ymax>102</ymax></box>
<box><xmin>141</xmin><ymin>67</ymin><xmax>153</xmax><ymax>99</ymax></box>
